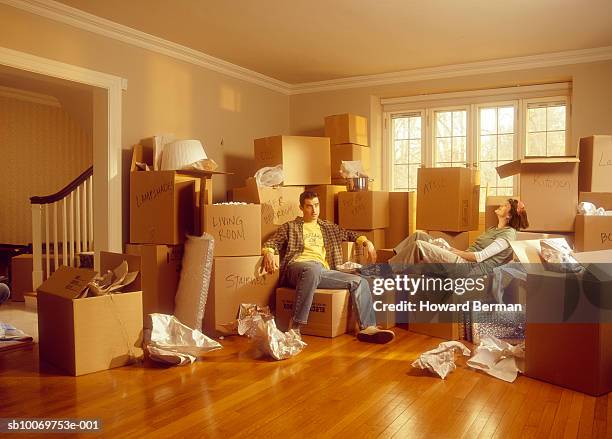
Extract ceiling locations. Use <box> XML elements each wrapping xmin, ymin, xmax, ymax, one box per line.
<box><xmin>56</xmin><ymin>0</ymin><xmax>612</xmax><ymax>84</ymax></box>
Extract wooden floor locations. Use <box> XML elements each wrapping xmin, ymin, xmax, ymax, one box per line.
<box><xmin>0</xmin><ymin>326</ymin><xmax>610</xmax><ymax>438</ymax></box>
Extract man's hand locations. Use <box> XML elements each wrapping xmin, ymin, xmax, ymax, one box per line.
<box><xmin>262</xmin><ymin>251</ymin><xmax>278</xmax><ymax>274</ymax></box>
<box><xmin>365</xmin><ymin>240</ymin><xmax>377</xmax><ymax>264</ymax></box>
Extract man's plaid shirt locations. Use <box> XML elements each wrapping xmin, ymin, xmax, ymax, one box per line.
<box><xmin>262</xmin><ymin>217</ymin><xmax>360</xmax><ymax>285</ymax></box>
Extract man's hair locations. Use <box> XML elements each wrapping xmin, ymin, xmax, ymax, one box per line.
<box><xmin>299</xmin><ymin>190</ymin><xmax>319</xmax><ymax>207</ymax></box>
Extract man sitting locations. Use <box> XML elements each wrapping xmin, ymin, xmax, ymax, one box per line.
<box><xmin>262</xmin><ymin>190</ymin><xmax>395</xmax><ymax>344</ymax></box>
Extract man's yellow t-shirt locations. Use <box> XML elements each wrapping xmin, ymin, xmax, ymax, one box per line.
<box><xmin>293</xmin><ymin>220</ymin><xmax>330</xmax><ymax>269</ymax></box>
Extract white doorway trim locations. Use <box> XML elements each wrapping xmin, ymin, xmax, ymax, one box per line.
<box><xmin>0</xmin><ymin>46</ymin><xmax>126</xmax><ymax>254</ymax></box>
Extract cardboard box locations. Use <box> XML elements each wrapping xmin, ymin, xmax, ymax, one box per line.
<box><xmin>203</xmin><ymin>204</ymin><xmax>261</xmax><ymax>256</ymax></box>
<box><xmin>37</xmin><ymin>252</ymin><xmax>143</xmax><ymax>376</ymax></box>
<box><xmin>254</xmin><ymin>136</ymin><xmax>331</xmax><ymax>186</ymax></box>
<box><xmin>125</xmin><ymin>244</ymin><xmax>183</xmax><ymax>325</ymax></box>
<box><xmin>496</xmin><ymin>157</ymin><xmax>579</xmax><ymax>232</ymax></box>
<box><xmin>204</xmin><ymin>255</ymin><xmax>279</xmax><ymax>335</ymax></box>
<box><xmin>376</xmin><ymin>249</ymin><xmax>396</xmax><ymax>263</ymax></box>
<box><xmin>484</xmin><ymin>195</ymin><xmax>518</xmax><ymax>230</ymax></box>
<box><xmin>307</xmin><ymin>184</ymin><xmax>346</xmax><ymax>223</ymax></box>
<box><xmin>386</xmin><ymin>192</ymin><xmax>417</xmax><ymax>248</ymax></box>
<box><xmin>324</xmin><ymin>113</ymin><xmax>368</xmax><ymax>146</ymax></box>
<box><xmin>330</xmin><ymin>144</ymin><xmax>370</xmax><ymax>178</ymax></box>
<box><xmin>578</xmin><ymin>135</ymin><xmax>612</xmax><ymax>192</ymax></box>
<box><xmin>10</xmin><ymin>254</ymin><xmax>55</xmax><ymax>302</ymax></box>
<box><xmin>427</xmin><ymin>230</ymin><xmax>480</xmax><ymax>251</ymax></box>
<box><xmin>416</xmin><ymin>167</ymin><xmax>480</xmax><ymax>232</ymax></box>
<box><xmin>338</xmin><ymin>191</ymin><xmax>389</xmax><ymax>230</ymax></box>
<box><xmin>574</xmin><ymin>214</ymin><xmax>612</xmax><ymax>251</ymax></box>
<box><xmin>515</xmin><ymin>231</ymin><xmax>566</xmax><ymax>241</ymax></box>
<box><xmin>275</xmin><ymin>287</ymin><xmax>349</xmax><ymax>337</ymax></box>
<box><xmin>579</xmin><ymin>191</ymin><xmax>612</xmax><ymax>210</ymax></box>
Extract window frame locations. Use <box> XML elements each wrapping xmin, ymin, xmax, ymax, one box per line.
<box><xmin>521</xmin><ymin>95</ymin><xmax>571</xmax><ymax>158</ymax></box>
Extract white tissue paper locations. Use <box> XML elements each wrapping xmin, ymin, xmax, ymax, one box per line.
<box><xmin>412</xmin><ymin>341</ymin><xmax>471</xmax><ymax>379</ymax></box>
<box><xmin>147</xmin><ymin>314</ymin><xmax>222</xmax><ymax>366</ymax></box>
<box><xmin>340</xmin><ymin>161</ymin><xmax>366</xmax><ymax>178</ymax></box>
<box><xmin>467</xmin><ymin>335</ymin><xmax>524</xmax><ymax>383</ymax></box>
<box><xmin>577</xmin><ymin>201</ymin><xmax>606</xmax><ymax>216</ymax></box>
<box><xmin>255</xmin><ymin>165</ymin><xmax>284</xmax><ymax>187</ymax></box>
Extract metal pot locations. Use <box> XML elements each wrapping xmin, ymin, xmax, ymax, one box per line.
<box><xmin>346</xmin><ymin>177</ymin><xmax>373</xmax><ymax>192</ymax></box>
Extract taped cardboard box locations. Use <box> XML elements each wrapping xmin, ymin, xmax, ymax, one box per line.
<box><xmin>125</xmin><ymin>244</ymin><xmax>183</xmax><ymax>326</ymax></box>
<box><xmin>338</xmin><ymin>191</ymin><xmax>389</xmax><ymax>230</ymax></box>
<box><xmin>496</xmin><ymin>157</ymin><xmax>579</xmax><ymax>232</ymax></box>
<box><xmin>203</xmin><ymin>204</ymin><xmax>261</xmax><ymax>256</ymax></box>
<box><xmin>254</xmin><ymin>136</ymin><xmax>331</xmax><ymax>186</ymax></box>
<box><xmin>330</xmin><ymin>144</ymin><xmax>370</xmax><ymax>178</ymax></box>
<box><xmin>416</xmin><ymin>167</ymin><xmax>480</xmax><ymax>232</ymax></box>
<box><xmin>579</xmin><ymin>191</ymin><xmax>612</xmax><ymax>210</ymax></box>
<box><xmin>306</xmin><ymin>184</ymin><xmax>346</xmax><ymax>223</ymax></box>
<box><xmin>574</xmin><ymin>214</ymin><xmax>612</xmax><ymax>251</ymax></box>
<box><xmin>386</xmin><ymin>191</ymin><xmax>417</xmax><ymax>248</ymax></box>
<box><xmin>324</xmin><ymin>113</ymin><xmax>368</xmax><ymax>146</ymax></box>
<box><xmin>276</xmin><ymin>287</ymin><xmax>349</xmax><ymax>338</ymax></box>
<box><xmin>37</xmin><ymin>252</ymin><xmax>143</xmax><ymax>376</ymax></box>
<box><xmin>578</xmin><ymin>135</ymin><xmax>612</xmax><ymax>192</ymax></box>
<box><xmin>203</xmin><ymin>255</ymin><xmax>279</xmax><ymax>336</ymax></box>
<box><xmin>10</xmin><ymin>254</ymin><xmax>55</xmax><ymax>302</ymax></box>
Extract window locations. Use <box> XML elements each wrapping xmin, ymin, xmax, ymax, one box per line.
<box><xmin>391</xmin><ymin>113</ymin><xmax>423</xmax><ymax>191</ymax></box>
<box><xmin>382</xmin><ymin>83</ymin><xmax>571</xmax><ymax>210</ymax></box>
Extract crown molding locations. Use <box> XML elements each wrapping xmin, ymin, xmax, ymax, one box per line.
<box><xmin>0</xmin><ymin>84</ymin><xmax>60</xmax><ymax>106</ymax></box>
<box><xmin>288</xmin><ymin>46</ymin><xmax>612</xmax><ymax>95</ymax></box>
<box><xmin>4</xmin><ymin>0</ymin><xmax>612</xmax><ymax>96</ymax></box>
<box><xmin>1</xmin><ymin>0</ymin><xmax>293</xmax><ymax>94</ymax></box>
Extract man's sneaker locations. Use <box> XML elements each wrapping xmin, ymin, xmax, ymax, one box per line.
<box><xmin>357</xmin><ymin>326</ymin><xmax>395</xmax><ymax>344</ymax></box>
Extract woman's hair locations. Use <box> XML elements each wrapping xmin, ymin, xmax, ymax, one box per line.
<box><xmin>507</xmin><ymin>198</ymin><xmax>529</xmax><ymax>230</ymax></box>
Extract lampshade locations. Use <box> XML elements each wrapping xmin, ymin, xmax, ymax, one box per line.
<box><xmin>160</xmin><ymin>139</ymin><xmax>207</xmax><ymax>170</ymax></box>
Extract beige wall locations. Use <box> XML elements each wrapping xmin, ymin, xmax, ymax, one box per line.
<box><xmin>0</xmin><ymin>95</ymin><xmax>92</xmax><ymax>244</ymax></box>
<box><xmin>289</xmin><ymin>61</ymin><xmax>612</xmax><ymax>188</ymax></box>
<box><xmin>0</xmin><ymin>4</ymin><xmax>289</xmax><ymax>243</ymax></box>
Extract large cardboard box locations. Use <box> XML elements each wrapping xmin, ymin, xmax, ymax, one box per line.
<box><xmin>496</xmin><ymin>157</ymin><xmax>579</xmax><ymax>232</ymax></box>
<box><xmin>428</xmin><ymin>230</ymin><xmax>480</xmax><ymax>251</ymax></box>
<box><xmin>324</xmin><ymin>113</ymin><xmax>368</xmax><ymax>146</ymax></box>
<box><xmin>579</xmin><ymin>191</ymin><xmax>612</xmax><ymax>210</ymax></box>
<box><xmin>10</xmin><ymin>254</ymin><xmax>55</xmax><ymax>301</ymax></box>
<box><xmin>275</xmin><ymin>287</ymin><xmax>349</xmax><ymax>337</ymax></box>
<box><xmin>330</xmin><ymin>144</ymin><xmax>370</xmax><ymax>178</ymax></box>
<box><xmin>338</xmin><ymin>191</ymin><xmax>389</xmax><ymax>230</ymax></box>
<box><xmin>204</xmin><ymin>255</ymin><xmax>279</xmax><ymax>336</ymax></box>
<box><xmin>254</xmin><ymin>136</ymin><xmax>331</xmax><ymax>186</ymax></box>
<box><xmin>574</xmin><ymin>214</ymin><xmax>612</xmax><ymax>251</ymax></box>
<box><xmin>578</xmin><ymin>135</ymin><xmax>612</xmax><ymax>192</ymax></box>
<box><xmin>306</xmin><ymin>184</ymin><xmax>346</xmax><ymax>223</ymax></box>
<box><xmin>37</xmin><ymin>252</ymin><xmax>143</xmax><ymax>376</ymax></box>
<box><xmin>125</xmin><ymin>244</ymin><xmax>183</xmax><ymax>325</ymax></box>
<box><xmin>386</xmin><ymin>192</ymin><xmax>417</xmax><ymax>248</ymax></box>
<box><xmin>416</xmin><ymin>167</ymin><xmax>480</xmax><ymax>232</ymax></box>
<box><xmin>203</xmin><ymin>204</ymin><xmax>261</xmax><ymax>256</ymax></box>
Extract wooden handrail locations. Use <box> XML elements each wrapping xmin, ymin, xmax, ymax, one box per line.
<box><xmin>30</xmin><ymin>166</ymin><xmax>93</xmax><ymax>205</ymax></box>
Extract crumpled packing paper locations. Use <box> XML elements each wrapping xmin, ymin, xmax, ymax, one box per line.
<box><xmin>412</xmin><ymin>341</ymin><xmax>471</xmax><ymax>379</ymax></box>
<box><xmin>237</xmin><ymin>304</ymin><xmax>306</xmax><ymax>361</ymax></box>
<box><xmin>147</xmin><ymin>313</ymin><xmax>222</xmax><ymax>366</ymax></box>
<box><xmin>255</xmin><ymin>165</ymin><xmax>284</xmax><ymax>187</ymax></box>
<box><xmin>577</xmin><ymin>201</ymin><xmax>607</xmax><ymax>216</ymax></box>
<box><xmin>340</xmin><ymin>160</ymin><xmax>367</xmax><ymax>178</ymax></box>
<box><xmin>467</xmin><ymin>335</ymin><xmax>524</xmax><ymax>383</ymax></box>
<box><xmin>86</xmin><ymin>260</ymin><xmax>139</xmax><ymax>297</ymax></box>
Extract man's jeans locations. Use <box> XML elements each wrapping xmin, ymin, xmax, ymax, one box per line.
<box><xmin>284</xmin><ymin>261</ymin><xmax>376</xmax><ymax>329</ymax></box>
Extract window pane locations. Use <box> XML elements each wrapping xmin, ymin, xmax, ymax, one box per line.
<box><xmin>394</xmin><ymin>164</ymin><xmax>408</xmax><ymax>189</ymax></box>
<box><xmin>436</xmin><ymin>137</ymin><xmax>451</xmax><ymax>162</ymax></box>
<box><xmin>498</xmin><ymin>107</ymin><xmax>514</xmax><ymax>134</ymax></box>
<box><xmin>409</xmin><ymin>117</ymin><xmax>421</xmax><ymax>139</ymax></box>
<box><xmin>480</xmin><ymin>161</ymin><xmax>497</xmax><ymax>190</ymax></box>
<box><xmin>436</xmin><ymin>112</ymin><xmax>452</xmax><ymax>137</ymax></box>
<box><xmin>480</xmin><ymin>135</ymin><xmax>497</xmax><ymax>161</ymax></box>
<box><xmin>452</xmin><ymin>111</ymin><xmax>467</xmax><ymax>136</ymax></box>
<box><xmin>498</xmin><ymin>134</ymin><xmax>514</xmax><ymax>160</ymax></box>
<box><xmin>547</xmin><ymin>106</ymin><xmax>566</xmax><ymax>131</ymax></box>
<box><xmin>409</xmin><ymin>139</ymin><xmax>421</xmax><ymax>163</ymax></box>
<box><xmin>394</xmin><ymin>140</ymin><xmax>409</xmax><ymax>163</ymax></box>
<box><xmin>408</xmin><ymin>164</ymin><xmax>419</xmax><ymax>189</ymax></box>
<box><xmin>480</xmin><ymin>108</ymin><xmax>497</xmax><ymax>135</ymax></box>
<box><xmin>527</xmin><ymin>132</ymin><xmax>546</xmax><ymax>156</ymax></box>
<box><xmin>498</xmin><ymin>187</ymin><xmax>514</xmax><ymax>196</ymax></box>
<box><xmin>528</xmin><ymin>107</ymin><xmax>546</xmax><ymax>132</ymax></box>
<box><xmin>452</xmin><ymin>137</ymin><xmax>466</xmax><ymax>162</ymax></box>
<box><xmin>547</xmin><ymin>131</ymin><xmax>566</xmax><ymax>155</ymax></box>
<box><xmin>393</xmin><ymin>118</ymin><xmax>409</xmax><ymax>139</ymax></box>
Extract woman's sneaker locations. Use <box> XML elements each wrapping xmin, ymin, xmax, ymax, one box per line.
<box><xmin>357</xmin><ymin>326</ymin><xmax>395</xmax><ymax>344</ymax></box>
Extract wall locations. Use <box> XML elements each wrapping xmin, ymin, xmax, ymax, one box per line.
<box><xmin>289</xmin><ymin>61</ymin><xmax>612</xmax><ymax>188</ymax></box>
<box><xmin>0</xmin><ymin>94</ymin><xmax>92</xmax><ymax>244</ymax></box>
<box><xmin>0</xmin><ymin>4</ymin><xmax>290</xmax><ymax>243</ymax></box>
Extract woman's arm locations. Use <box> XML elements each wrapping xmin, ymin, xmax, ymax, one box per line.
<box><xmin>450</xmin><ymin>238</ymin><xmax>509</xmax><ymax>263</ymax></box>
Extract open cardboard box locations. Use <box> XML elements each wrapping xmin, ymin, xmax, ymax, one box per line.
<box><xmin>37</xmin><ymin>252</ymin><xmax>144</xmax><ymax>376</ymax></box>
